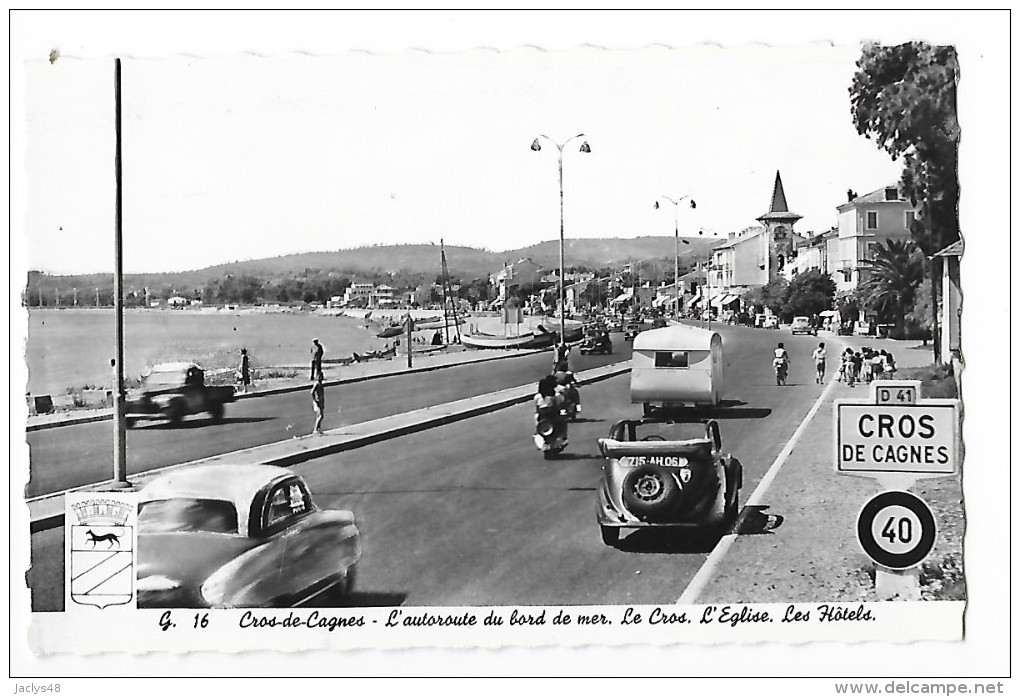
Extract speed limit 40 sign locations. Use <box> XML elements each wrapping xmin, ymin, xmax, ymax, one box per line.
<box><xmin>856</xmin><ymin>491</ymin><xmax>937</xmax><ymax>569</ymax></box>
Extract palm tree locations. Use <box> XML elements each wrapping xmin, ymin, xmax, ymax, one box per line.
<box><xmin>857</xmin><ymin>239</ymin><xmax>925</xmax><ymax>335</ymax></box>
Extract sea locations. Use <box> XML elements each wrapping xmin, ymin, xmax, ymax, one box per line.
<box><xmin>19</xmin><ymin>308</ymin><xmax>391</xmax><ymax>397</ymax></box>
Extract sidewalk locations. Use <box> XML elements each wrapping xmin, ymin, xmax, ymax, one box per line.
<box><xmin>26</xmin><ymin>360</ymin><xmax>630</xmax><ymax>533</ymax></box>
<box><xmin>686</xmin><ymin>338</ymin><xmax>960</xmax><ymax>604</ymax></box>
<box><xmin>25</xmin><ymin>346</ymin><xmax>548</xmax><ymax>431</ymax></box>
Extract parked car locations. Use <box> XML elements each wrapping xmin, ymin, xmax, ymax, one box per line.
<box><xmin>762</xmin><ymin>316</ymin><xmax>780</xmax><ymax>329</ymax></box>
<box><xmin>595</xmin><ymin>418</ymin><xmax>742</xmax><ymax>546</ymax></box>
<box><xmin>137</xmin><ymin>464</ymin><xmax>361</xmax><ymax>608</ymax></box>
<box><xmin>126</xmin><ymin>362</ymin><xmax>236</xmax><ymax>428</ymax></box>
<box><xmin>790</xmin><ymin>316</ymin><xmax>817</xmax><ymax>335</ymax></box>
<box><xmin>623</xmin><ymin>322</ymin><xmax>644</xmax><ymax>341</ymax></box>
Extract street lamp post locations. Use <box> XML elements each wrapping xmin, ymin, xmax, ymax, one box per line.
<box><xmin>654</xmin><ymin>195</ymin><xmax>696</xmax><ymax>321</ymax></box>
<box><xmin>531</xmin><ymin>134</ymin><xmax>590</xmax><ymax>343</ymax></box>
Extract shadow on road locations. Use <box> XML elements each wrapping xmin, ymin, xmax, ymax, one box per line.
<box><xmin>547</xmin><ymin>452</ymin><xmax>601</xmax><ymax>461</ymax></box>
<box><xmin>336</xmin><ymin>591</ymin><xmax>408</xmax><ymax>608</ymax></box>
<box><xmin>570</xmin><ymin>417</ymin><xmax>605</xmax><ymax>424</ymax></box>
<box><xmin>144</xmin><ymin>416</ymin><xmax>276</xmax><ymax>430</ymax></box>
<box><xmin>734</xmin><ymin>505</ymin><xmax>785</xmax><ymax>535</ymax></box>
<box><xmin>700</xmin><ymin>407</ymin><xmax>773</xmax><ymax>420</ymax></box>
<box><xmin>613</xmin><ymin>527</ymin><xmax>722</xmax><ymax>555</ymax></box>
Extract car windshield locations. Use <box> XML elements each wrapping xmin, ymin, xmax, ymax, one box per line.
<box><xmin>139</xmin><ymin>498</ymin><xmax>239</xmax><ymax>534</ymax></box>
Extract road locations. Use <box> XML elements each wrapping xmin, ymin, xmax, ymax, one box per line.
<box><xmin>29</xmin><ymin>324</ymin><xmax>833</xmax><ymax>610</ymax></box>
<box><xmin>25</xmin><ymin>345</ymin><xmax>629</xmax><ymax>499</ymax></box>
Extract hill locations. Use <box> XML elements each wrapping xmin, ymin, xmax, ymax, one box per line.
<box><xmin>24</xmin><ymin>236</ymin><xmax>723</xmax><ymax>304</ymax></box>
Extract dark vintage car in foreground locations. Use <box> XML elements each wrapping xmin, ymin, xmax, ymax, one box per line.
<box><xmin>137</xmin><ymin>464</ymin><xmax>361</xmax><ymax>608</ymax></box>
<box><xmin>596</xmin><ymin>418</ymin><xmax>742</xmax><ymax>546</ymax></box>
<box><xmin>125</xmin><ymin>362</ymin><xmax>236</xmax><ymax>427</ymax></box>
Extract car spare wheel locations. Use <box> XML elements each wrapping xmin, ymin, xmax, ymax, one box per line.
<box><xmin>621</xmin><ymin>464</ymin><xmax>682</xmax><ymax>521</ymax></box>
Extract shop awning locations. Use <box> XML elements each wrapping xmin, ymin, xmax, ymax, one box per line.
<box><xmin>687</xmin><ymin>292</ymin><xmax>702</xmax><ymax>307</ymax></box>
<box><xmin>710</xmin><ymin>293</ymin><xmax>729</xmax><ymax>308</ymax></box>
<box><xmin>612</xmin><ymin>291</ymin><xmax>633</xmax><ymax>304</ymax></box>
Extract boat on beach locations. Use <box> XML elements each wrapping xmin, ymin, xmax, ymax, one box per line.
<box><xmin>460</xmin><ymin>330</ymin><xmax>556</xmax><ymax>350</ymax></box>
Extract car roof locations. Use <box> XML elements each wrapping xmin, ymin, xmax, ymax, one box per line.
<box><xmin>148</xmin><ymin>361</ymin><xmax>201</xmax><ymax>373</ymax></box>
<box><xmin>140</xmin><ymin>464</ymin><xmax>296</xmax><ymax>535</ymax></box>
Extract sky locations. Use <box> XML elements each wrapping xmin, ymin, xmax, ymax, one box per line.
<box><xmin>13</xmin><ymin>16</ymin><xmax>924</xmax><ymax>275</ymax></box>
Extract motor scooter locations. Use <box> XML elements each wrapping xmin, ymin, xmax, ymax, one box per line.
<box><xmin>557</xmin><ymin>382</ymin><xmax>581</xmax><ymax>420</ymax></box>
<box><xmin>774</xmin><ymin>358</ymin><xmax>788</xmax><ymax>386</ymax></box>
<box><xmin>534</xmin><ymin>399</ymin><xmax>568</xmax><ymax>459</ymax></box>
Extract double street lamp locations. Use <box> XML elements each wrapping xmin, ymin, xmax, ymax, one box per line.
<box><xmin>654</xmin><ymin>195</ymin><xmax>697</xmax><ymax>320</ymax></box>
<box><xmin>531</xmin><ymin>134</ymin><xmax>591</xmax><ymax>343</ymax></box>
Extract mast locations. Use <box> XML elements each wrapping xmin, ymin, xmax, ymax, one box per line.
<box><xmin>440</xmin><ymin>239</ymin><xmax>461</xmax><ymax>343</ymax></box>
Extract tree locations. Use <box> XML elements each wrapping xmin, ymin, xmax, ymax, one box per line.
<box><xmin>850</xmin><ymin>42</ymin><xmax>960</xmax><ymax>361</ymax></box>
<box><xmin>782</xmin><ymin>270</ymin><xmax>836</xmax><ymax>321</ymax></box>
<box><xmin>856</xmin><ymin>240</ymin><xmax>925</xmax><ymax>336</ymax></box>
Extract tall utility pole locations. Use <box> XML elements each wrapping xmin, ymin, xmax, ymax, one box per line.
<box><xmin>655</xmin><ymin>195</ymin><xmax>696</xmax><ymax>320</ymax></box>
<box><xmin>531</xmin><ymin>134</ymin><xmax>590</xmax><ymax>342</ymax></box>
<box><xmin>111</xmin><ymin>58</ymin><xmax>129</xmax><ymax>488</ymax></box>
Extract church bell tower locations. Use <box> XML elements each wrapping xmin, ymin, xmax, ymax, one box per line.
<box><xmin>756</xmin><ymin>171</ymin><xmax>802</xmax><ymax>282</ymax></box>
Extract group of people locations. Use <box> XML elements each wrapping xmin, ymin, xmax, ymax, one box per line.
<box><xmin>774</xmin><ymin>341</ymin><xmax>896</xmax><ymax>387</ymax></box>
<box><xmin>838</xmin><ymin>346</ymin><xmax>896</xmax><ymax>387</ymax></box>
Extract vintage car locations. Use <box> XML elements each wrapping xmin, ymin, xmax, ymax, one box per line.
<box><xmin>136</xmin><ymin>464</ymin><xmax>361</xmax><ymax>608</ymax></box>
<box><xmin>623</xmin><ymin>322</ymin><xmax>644</xmax><ymax>342</ymax></box>
<box><xmin>126</xmin><ymin>362</ymin><xmax>236</xmax><ymax>427</ymax></box>
<box><xmin>790</xmin><ymin>316</ymin><xmax>817</xmax><ymax>336</ymax></box>
<box><xmin>596</xmin><ymin>418</ymin><xmax>742</xmax><ymax>546</ymax></box>
<box><xmin>762</xmin><ymin>315</ymin><xmax>780</xmax><ymax>329</ymax></box>
<box><xmin>579</xmin><ymin>331</ymin><xmax>613</xmax><ymax>355</ymax></box>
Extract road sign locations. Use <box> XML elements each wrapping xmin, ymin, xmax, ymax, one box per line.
<box><xmin>835</xmin><ymin>401</ymin><xmax>960</xmax><ymax>475</ymax></box>
<box><xmin>856</xmin><ymin>491</ymin><xmax>937</xmax><ymax>570</ymax></box>
<box><xmin>834</xmin><ymin>378</ymin><xmax>960</xmax><ymax>478</ymax></box>
<box><xmin>871</xmin><ymin>380</ymin><xmax>921</xmax><ymax>405</ymax></box>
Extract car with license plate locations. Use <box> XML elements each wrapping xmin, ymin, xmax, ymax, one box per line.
<box><xmin>790</xmin><ymin>316</ymin><xmax>817</xmax><ymax>335</ymax></box>
<box><xmin>137</xmin><ymin>464</ymin><xmax>361</xmax><ymax>608</ymax></box>
<box><xmin>596</xmin><ymin>418</ymin><xmax>742</xmax><ymax>546</ymax></box>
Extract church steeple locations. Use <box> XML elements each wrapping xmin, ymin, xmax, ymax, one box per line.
<box><xmin>757</xmin><ymin>171</ymin><xmax>802</xmax><ymax>223</ymax></box>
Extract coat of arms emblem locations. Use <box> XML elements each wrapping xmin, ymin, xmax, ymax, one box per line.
<box><xmin>66</xmin><ymin>494</ymin><xmax>137</xmax><ymax>609</ymax></box>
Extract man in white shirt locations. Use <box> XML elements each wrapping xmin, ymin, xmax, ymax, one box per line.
<box><xmin>811</xmin><ymin>342</ymin><xmax>827</xmax><ymax>384</ymax></box>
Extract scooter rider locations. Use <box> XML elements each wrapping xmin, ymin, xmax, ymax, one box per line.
<box><xmin>773</xmin><ymin>342</ymin><xmax>790</xmax><ymax>383</ymax></box>
<box><xmin>554</xmin><ymin>369</ymin><xmax>580</xmax><ymax>418</ymax></box>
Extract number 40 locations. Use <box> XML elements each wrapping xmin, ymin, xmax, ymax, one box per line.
<box><xmin>882</xmin><ymin>516</ymin><xmax>912</xmax><ymax>544</ymax></box>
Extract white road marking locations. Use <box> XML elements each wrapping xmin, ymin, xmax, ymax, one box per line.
<box><xmin>676</xmin><ymin>371</ymin><xmax>841</xmax><ymax>604</ymax></box>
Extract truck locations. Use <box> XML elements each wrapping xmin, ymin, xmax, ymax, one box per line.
<box><xmin>126</xmin><ymin>362</ymin><xmax>237</xmax><ymax>428</ymax></box>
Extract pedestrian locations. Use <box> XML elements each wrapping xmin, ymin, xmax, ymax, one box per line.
<box><xmin>861</xmin><ymin>348</ymin><xmax>874</xmax><ymax>384</ymax></box>
<box><xmin>883</xmin><ymin>349</ymin><xmax>897</xmax><ymax>376</ymax></box>
<box><xmin>310</xmin><ymin>338</ymin><xmax>324</xmax><ymax>380</ymax></box>
<box><xmin>852</xmin><ymin>351</ymin><xmax>864</xmax><ymax>384</ymax></box>
<box><xmin>811</xmin><ymin>342</ymin><xmax>826</xmax><ymax>384</ymax></box>
<box><xmin>553</xmin><ymin>340</ymin><xmax>571</xmax><ymax>372</ymax></box>
<box><xmin>842</xmin><ymin>350</ymin><xmax>856</xmax><ymax>387</ymax></box>
<box><xmin>237</xmin><ymin>348</ymin><xmax>251</xmax><ymax>393</ymax></box>
<box><xmin>871</xmin><ymin>350</ymin><xmax>886</xmax><ymax>379</ymax></box>
<box><xmin>310</xmin><ymin>373</ymin><xmax>325</xmax><ymax>436</ymax></box>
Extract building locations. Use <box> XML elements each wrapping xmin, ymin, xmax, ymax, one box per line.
<box><xmin>829</xmin><ymin>186</ymin><xmax>917</xmax><ymax>293</ymax></box>
<box><xmin>371</xmin><ymin>284</ymin><xmax>398</xmax><ymax>308</ymax></box>
<box><xmin>489</xmin><ymin>258</ymin><xmax>544</xmax><ymax>301</ymax></box>
<box><xmin>933</xmin><ymin>240</ymin><xmax>963</xmax><ymax>365</ymax></box>
<box><xmin>343</xmin><ymin>283</ymin><xmax>374</xmax><ymax>307</ymax></box>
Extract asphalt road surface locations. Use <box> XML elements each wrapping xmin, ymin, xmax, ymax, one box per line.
<box><xmin>24</xmin><ymin>344</ymin><xmax>630</xmax><ymax>499</ymax></box>
<box><xmin>29</xmin><ymin>324</ymin><xmax>834</xmax><ymax>611</ymax></box>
